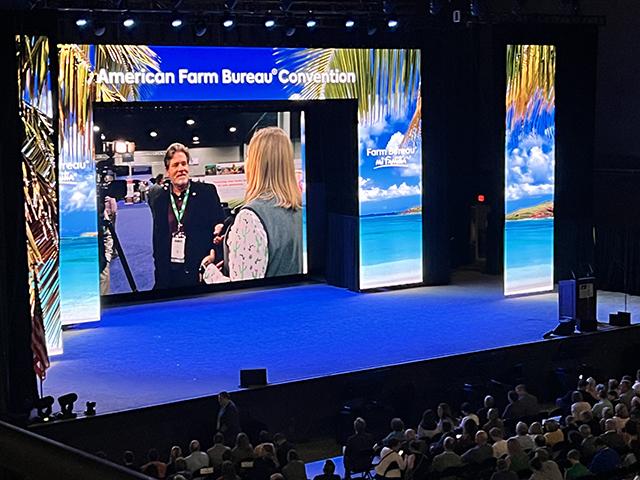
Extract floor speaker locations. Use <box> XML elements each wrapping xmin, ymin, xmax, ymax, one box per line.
<box><xmin>240</xmin><ymin>369</ymin><xmax>267</xmax><ymax>388</ymax></box>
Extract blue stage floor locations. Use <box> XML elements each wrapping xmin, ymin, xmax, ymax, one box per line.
<box><xmin>44</xmin><ymin>271</ymin><xmax>640</xmax><ymax>414</ymax></box>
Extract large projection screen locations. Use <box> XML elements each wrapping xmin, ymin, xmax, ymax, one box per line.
<box><xmin>504</xmin><ymin>44</ymin><xmax>556</xmax><ymax>296</ymax></box>
<box><xmin>19</xmin><ymin>42</ymin><xmax>423</xmax><ymax>348</ymax></box>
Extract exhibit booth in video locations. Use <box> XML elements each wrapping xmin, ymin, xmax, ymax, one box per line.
<box><xmin>18</xmin><ymin>38</ymin><xmax>423</xmax><ymax>353</ymax></box>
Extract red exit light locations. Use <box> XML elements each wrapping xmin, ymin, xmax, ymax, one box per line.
<box><xmin>477</xmin><ymin>194</ymin><xmax>485</xmax><ymax>203</ymax></box>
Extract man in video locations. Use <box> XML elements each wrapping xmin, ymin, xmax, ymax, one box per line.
<box><xmin>148</xmin><ymin>143</ymin><xmax>225</xmax><ymax>289</ymax></box>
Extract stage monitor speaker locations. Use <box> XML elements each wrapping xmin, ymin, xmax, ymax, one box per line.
<box><xmin>558</xmin><ymin>277</ymin><xmax>597</xmax><ymax>332</ymax></box>
<box><xmin>240</xmin><ymin>369</ymin><xmax>267</xmax><ymax>388</ymax></box>
<box><xmin>610</xmin><ymin>311</ymin><xmax>631</xmax><ymax>327</ymax></box>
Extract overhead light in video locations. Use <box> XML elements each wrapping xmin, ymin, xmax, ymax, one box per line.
<box><xmin>93</xmin><ymin>125</ymin><xmax>100</xmax><ymax>132</ymax></box>
<box><xmin>149</xmin><ymin>130</ymin><xmax>158</xmax><ymax>138</ymax></box>
<box><xmin>100</xmin><ymin>134</ymin><xmax>106</xmax><ymax>141</ymax></box>
<box><xmin>387</xmin><ymin>18</ymin><xmax>399</xmax><ymax>29</ymax></box>
<box><xmin>123</xmin><ymin>17</ymin><xmax>135</xmax><ymax>28</ymax></box>
<box><xmin>345</xmin><ymin>19</ymin><xmax>356</xmax><ymax>29</ymax></box>
<box><xmin>192</xmin><ymin>136</ymin><xmax>200</xmax><ymax>142</ymax></box>
<box><xmin>171</xmin><ymin>15</ymin><xmax>183</xmax><ymax>28</ymax></box>
<box><xmin>114</xmin><ymin>140</ymin><xmax>135</xmax><ymax>154</ymax></box>
<box><xmin>186</xmin><ymin>118</ymin><xmax>196</xmax><ymax>126</ymax></box>
<box><xmin>306</xmin><ymin>18</ymin><xmax>317</xmax><ymax>29</ymax></box>
<box><xmin>265</xmin><ymin>18</ymin><xmax>276</xmax><ymax>29</ymax></box>
<box><xmin>223</xmin><ymin>17</ymin><xmax>235</xmax><ymax>29</ymax></box>
<box><xmin>228</xmin><ymin>126</ymin><xmax>237</xmax><ymax>133</ymax></box>
<box><xmin>76</xmin><ymin>18</ymin><xmax>88</xmax><ymax>27</ymax></box>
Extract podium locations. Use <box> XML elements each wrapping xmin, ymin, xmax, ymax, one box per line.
<box><xmin>558</xmin><ymin>277</ymin><xmax>597</xmax><ymax>332</ymax></box>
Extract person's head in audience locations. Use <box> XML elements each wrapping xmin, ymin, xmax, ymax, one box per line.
<box><xmin>259</xmin><ymin>430</ymin><xmax>272</xmax><ymax>444</ymax></box>
<box><xmin>222</xmin><ymin>449</ymin><xmax>233</xmax><ymax>462</ymax></box>
<box><xmin>484</xmin><ymin>395</ymin><xmax>495</xmax><ymax>409</ymax></box>
<box><xmin>544</xmin><ymin>420</ymin><xmax>559</xmax><ymax>433</ymax></box>
<box><xmin>604</xmin><ymin>418</ymin><xmax>617</xmax><ymax>433</ymax></box>
<box><xmin>597</xmin><ymin>388</ymin><xmax>608</xmax><ymax>401</ymax></box>
<box><xmin>608</xmin><ymin>379</ymin><xmax>619</xmax><ymax>393</ymax></box>
<box><xmin>354</xmin><ymin>417</ymin><xmax>367</xmax><ymax>434</ymax></box>
<box><xmin>437</xmin><ymin>403</ymin><xmax>453</xmax><ymax>420</ymax></box>
<box><xmin>387</xmin><ymin>438</ymin><xmax>401</xmax><ymax>452</ymax></box>
<box><xmin>487</xmin><ymin>408</ymin><xmax>500</xmax><ymax>422</ymax></box>
<box><xmin>496</xmin><ymin>458</ymin><xmax>510</xmax><ymax>472</ymax></box>
<box><xmin>147</xmin><ymin>448</ymin><xmax>160</xmax><ymax>462</ymax></box>
<box><xmin>506</xmin><ymin>438</ymin><xmax>522</xmax><ymax>455</ymax></box>
<box><xmin>420</xmin><ymin>409</ymin><xmax>437</xmax><ymax>430</ymax></box>
<box><xmin>390</xmin><ymin>417</ymin><xmax>405</xmax><ymax>433</ymax></box>
<box><xmin>580</xmin><ymin>410</ymin><xmax>593</xmax><ymax>424</ymax></box>
<box><xmin>567</xmin><ymin>449</ymin><xmax>582</xmax><ymax>466</ymax></box>
<box><xmin>461</xmin><ymin>402</ymin><xmax>473</xmax><ymax>416</ymax></box>
<box><xmin>534</xmin><ymin>435</ymin><xmax>546</xmax><ymax>449</ymax></box>
<box><xmin>218</xmin><ymin>391</ymin><xmax>232</xmax><ymax>407</ymax></box>
<box><xmin>271</xmin><ymin>474</ymin><xmax>285</xmax><ymax>480</ymax></box>
<box><xmin>529</xmin><ymin>455</ymin><xmax>543</xmax><ymax>472</ymax></box>
<box><xmin>236</xmin><ymin>432</ymin><xmax>251</xmax><ymax>449</ymax></box>
<box><xmin>221</xmin><ymin>460</ymin><xmax>237</xmax><ymax>480</ymax></box>
<box><xmin>169</xmin><ymin>445</ymin><xmax>182</xmax><ymax>462</ymax></box>
<box><xmin>615</xmin><ymin>403</ymin><xmax>629</xmax><ymax>419</ymax></box>
<box><xmin>631</xmin><ymin>396</ymin><xmax>640</xmax><ymax>412</ymax></box>
<box><xmin>475</xmin><ymin>430</ymin><xmax>488</xmax><ymax>446</ymax></box>
<box><xmin>405</xmin><ymin>429</ymin><xmax>417</xmax><ymax>442</ymax></box>
<box><xmin>577</xmin><ymin>379</ymin><xmax>589</xmax><ymax>391</ymax></box>
<box><xmin>587</xmin><ymin>377</ymin><xmax>597</xmax><ymax>390</ymax></box>
<box><xmin>602</xmin><ymin>407</ymin><xmax>613</xmax><ymax>420</ymax></box>
<box><xmin>593</xmin><ymin>437</ymin><xmax>607</xmax><ymax>451</ymax></box>
<box><xmin>174</xmin><ymin>476</ymin><xmax>186</xmax><ymax>480</ymax></box>
<box><xmin>579</xmin><ymin>424</ymin><xmax>592</xmax><ymax>438</ymax></box>
<box><xmin>489</xmin><ymin>427</ymin><xmax>503</xmax><ymax>443</ymax></box>
<box><xmin>624</xmin><ymin>420</ymin><xmax>638</xmax><ymax>436</ymax></box>
<box><xmin>620</xmin><ymin>380</ymin><xmax>632</xmax><ymax>394</ymax></box>
<box><xmin>287</xmin><ymin>450</ymin><xmax>300</xmax><ymax>463</ymax></box>
<box><xmin>462</xmin><ymin>418</ymin><xmax>478</xmax><ymax>437</ymax></box>
<box><xmin>443</xmin><ymin>436</ymin><xmax>456</xmax><ymax>452</ymax></box>
<box><xmin>515</xmin><ymin>384</ymin><xmax>529</xmax><ymax>396</ymax></box>
<box><xmin>123</xmin><ymin>450</ymin><xmax>135</xmax><ymax>466</ymax></box>
<box><xmin>409</xmin><ymin>440</ymin><xmax>424</xmax><ymax>454</ymax></box>
<box><xmin>565</xmin><ymin>415</ymin><xmax>576</xmax><ymax>428</ymax></box>
<box><xmin>273</xmin><ymin>432</ymin><xmax>288</xmax><ymax>445</ymax></box>
<box><xmin>516</xmin><ymin>422</ymin><xmax>528</xmax><ymax>436</ymax></box>
<box><xmin>572</xmin><ymin>391</ymin><xmax>583</xmax><ymax>403</ymax></box>
<box><xmin>213</xmin><ymin>432</ymin><xmax>226</xmax><ymax>445</ymax></box>
<box><xmin>323</xmin><ymin>459</ymin><xmax>336</xmax><ymax>475</ymax></box>
<box><xmin>507</xmin><ymin>390</ymin><xmax>518</xmax><ymax>405</ymax></box>
<box><xmin>568</xmin><ymin>430</ymin><xmax>582</xmax><ymax>447</ymax></box>
<box><xmin>259</xmin><ymin>443</ymin><xmax>276</xmax><ymax>460</ymax></box>
<box><xmin>190</xmin><ymin>440</ymin><xmax>201</xmax><ymax>453</ymax></box>
<box><xmin>529</xmin><ymin>422</ymin><xmax>543</xmax><ymax>435</ymax></box>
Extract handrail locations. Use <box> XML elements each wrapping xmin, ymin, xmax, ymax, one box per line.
<box><xmin>0</xmin><ymin>420</ymin><xmax>149</xmax><ymax>480</ymax></box>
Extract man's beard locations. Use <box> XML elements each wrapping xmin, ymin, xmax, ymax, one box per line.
<box><xmin>173</xmin><ymin>174</ymin><xmax>189</xmax><ymax>189</ymax></box>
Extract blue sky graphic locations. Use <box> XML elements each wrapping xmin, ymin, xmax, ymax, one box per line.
<box><xmin>505</xmin><ymin>91</ymin><xmax>555</xmax><ymax>215</ymax></box>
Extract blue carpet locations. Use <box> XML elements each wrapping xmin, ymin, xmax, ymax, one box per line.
<box><xmin>45</xmin><ymin>271</ymin><xmax>640</xmax><ymax>413</ymax></box>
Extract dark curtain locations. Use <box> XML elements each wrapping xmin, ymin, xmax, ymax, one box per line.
<box><xmin>595</xmin><ymin>225</ymin><xmax>640</xmax><ymax>295</ymax></box>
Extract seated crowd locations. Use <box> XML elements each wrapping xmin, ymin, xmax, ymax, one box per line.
<box><xmin>342</xmin><ymin>371</ymin><xmax>640</xmax><ymax>480</ymax></box>
<box><xmin>111</xmin><ymin>372</ymin><xmax>640</xmax><ymax>480</ymax></box>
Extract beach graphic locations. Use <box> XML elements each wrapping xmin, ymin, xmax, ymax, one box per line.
<box><xmin>504</xmin><ymin>44</ymin><xmax>555</xmax><ymax>295</ymax></box>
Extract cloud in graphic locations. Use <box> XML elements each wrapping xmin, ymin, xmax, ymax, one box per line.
<box><xmin>359</xmin><ymin>177</ymin><xmax>421</xmax><ymax>202</ymax></box>
<box><xmin>61</xmin><ymin>176</ymin><xmax>97</xmax><ymax>212</ymax></box>
<box><xmin>506</xmin><ymin>133</ymin><xmax>554</xmax><ymax>201</ymax></box>
<box><xmin>386</xmin><ymin>131</ymin><xmax>405</xmax><ymax>151</ymax></box>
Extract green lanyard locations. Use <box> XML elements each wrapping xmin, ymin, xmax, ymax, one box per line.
<box><xmin>170</xmin><ymin>183</ymin><xmax>191</xmax><ymax>230</ymax></box>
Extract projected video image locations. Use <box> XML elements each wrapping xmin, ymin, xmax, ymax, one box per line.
<box><xmin>94</xmin><ymin>107</ymin><xmax>305</xmax><ymax>295</ymax></box>
<box><xmin>504</xmin><ymin>44</ymin><xmax>556</xmax><ymax>295</ymax></box>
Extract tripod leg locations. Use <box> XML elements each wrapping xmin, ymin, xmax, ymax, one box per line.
<box><xmin>104</xmin><ymin>220</ymin><xmax>138</xmax><ymax>293</ymax></box>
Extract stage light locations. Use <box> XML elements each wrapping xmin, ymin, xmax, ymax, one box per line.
<box><xmin>100</xmin><ymin>133</ymin><xmax>106</xmax><ymax>141</ymax></box>
<box><xmin>34</xmin><ymin>396</ymin><xmax>54</xmax><ymax>422</ymax></box>
<box><xmin>222</xmin><ymin>16</ymin><xmax>235</xmax><ymax>29</ymax></box>
<box><xmin>84</xmin><ymin>401</ymin><xmax>97</xmax><ymax>416</ymax></box>
<box><xmin>93</xmin><ymin>21</ymin><xmax>106</xmax><ymax>37</ymax></box>
<box><xmin>229</xmin><ymin>126</ymin><xmax>237</xmax><ymax>133</ymax></box>
<box><xmin>387</xmin><ymin>18</ymin><xmax>399</xmax><ymax>29</ymax></box>
<box><xmin>57</xmin><ymin>393</ymin><xmax>78</xmax><ymax>419</ymax></box>
<box><xmin>186</xmin><ymin>118</ymin><xmax>196</xmax><ymax>126</ymax></box>
<box><xmin>123</xmin><ymin>17</ymin><xmax>135</xmax><ymax>28</ymax></box>
<box><xmin>76</xmin><ymin>18</ymin><xmax>88</xmax><ymax>27</ymax></box>
<box><xmin>306</xmin><ymin>17</ymin><xmax>317</xmax><ymax>29</ymax></box>
<box><xmin>171</xmin><ymin>15</ymin><xmax>183</xmax><ymax>28</ymax></box>
<box><xmin>265</xmin><ymin>18</ymin><xmax>276</xmax><ymax>29</ymax></box>
<box><xmin>192</xmin><ymin>136</ymin><xmax>200</xmax><ymax>142</ymax></box>
<box><xmin>149</xmin><ymin>130</ymin><xmax>158</xmax><ymax>138</ymax></box>
<box><xmin>194</xmin><ymin>21</ymin><xmax>207</xmax><ymax>37</ymax></box>
<box><xmin>93</xmin><ymin>125</ymin><xmax>100</xmax><ymax>133</ymax></box>
<box><xmin>345</xmin><ymin>18</ymin><xmax>356</xmax><ymax>29</ymax></box>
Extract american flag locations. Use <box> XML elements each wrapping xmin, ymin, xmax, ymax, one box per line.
<box><xmin>31</xmin><ymin>269</ymin><xmax>50</xmax><ymax>380</ymax></box>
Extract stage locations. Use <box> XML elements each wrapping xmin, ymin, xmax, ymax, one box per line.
<box><xmin>44</xmin><ymin>271</ymin><xmax>639</xmax><ymax>415</ymax></box>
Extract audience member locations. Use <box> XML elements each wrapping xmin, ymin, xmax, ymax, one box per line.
<box><xmin>217</xmin><ymin>460</ymin><xmax>240</xmax><ymax>480</ymax></box>
<box><xmin>253</xmin><ymin>443</ymin><xmax>279</xmax><ymax>480</ymax></box>
<box><xmin>579</xmin><ymin>425</ymin><xmax>597</xmax><ymax>462</ymax></box>
<box><xmin>169</xmin><ymin>457</ymin><xmax>191</xmax><ymax>480</ymax></box>
<box><xmin>382</xmin><ymin>418</ymin><xmax>406</xmax><ymax>446</ymax></box>
<box><xmin>416</xmin><ymin>410</ymin><xmax>438</xmax><ymax>440</ymax></box>
<box><xmin>184</xmin><ymin>440</ymin><xmax>209</xmax><ymax>473</ymax></box>
<box><xmin>502</xmin><ymin>391</ymin><xmax>525</xmax><ymax>420</ymax></box>
<box><xmin>232</xmin><ymin>433</ymin><xmax>255</xmax><ymax>466</ymax></box>
<box><xmin>490</xmin><ymin>428</ymin><xmax>508</xmax><ymax>458</ymax></box>
<box><xmin>208</xmin><ymin>433</ymin><xmax>232</xmax><ymax>470</ymax></box>
<box><xmin>478</xmin><ymin>395</ymin><xmax>496</xmax><ymax>426</ymax></box>
<box><xmin>313</xmin><ymin>460</ymin><xmax>340</xmax><ymax>480</ymax></box>
<box><xmin>506</xmin><ymin>438</ymin><xmax>529</xmax><ymax>473</ymax></box>
<box><xmin>489</xmin><ymin>458</ymin><xmax>517</xmax><ymax>480</ymax></box>
<box><xmin>431</xmin><ymin>437</ymin><xmax>462</xmax><ymax>475</ymax></box>
<box><xmin>436</xmin><ymin>403</ymin><xmax>457</xmax><ymax>431</ymax></box>
<box><xmin>570</xmin><ymin>392</ymin><xmax>591</xmax><ymax>419</ymax></box>
<box><xmin>599</xmin><ymin>418</ymin><xmax>625</xmax><ymax>451</ymax></box>
<box><xmin>461</xmin><ymin>430</ymin><xmax>493</xmax><ymax>464</ymax></box>
<box><xmin>528</xmin><ymin>452</ymin><xmax>562</xmax><ymax>480</ymax></box>
<box><xmin>141</xmin><ymin>448</ymin><xmax>167</xmax><ymax>479</ymax></box>
<box><xmin>344</xmin><ymin>417</ymin><xmax>375</xmax><ymax>479</ymax></box>
<box><xmin>515</xmin><ymin>384</ymin><xmax>539</xmax><ymax>417</ymax></box>
<box><xmin>620</xmin><ymin>380</ymin><xmax>635</xmax><ymax>409</ymax></box>
<box><xmin>375</xmin><ymin>438</ymin><xmax>406</xmax><ymax>480</ymax></box>
<box><xmin>592</xmin><ymin>388</ymin><xmax>613</xmax><ymax>419</ymax></box>
<box><xmin>281</xmin><ymin>450</ymin><xmax>307</xmax><ymax>480</ymax></box>
<box><xmin>274</xmin><ymin>433</ymin><xmax>294</xmax><ymax>468</ymax></box>
<box><xmin>460</xmin><ymin>402</ymin><xmax>480</xmax><ymax>427</ymax></box>
<box><xmin>123</xmin><ymin>450</ymin><xmax>139</xmax><ymax>472</ymax></box>
<box><xmin>589</xmin><ymin>438</ymin><xmax>620</xmax><ymax>474</ymax></box>
<box><xmin>166</xmin><ymin>446</ymin><xmax>183</xmax><ymax>477</ymax></box>
<box><xmin>511</xmin><ymin>422</ymin><xmax>534</xmax><ymax>451</ymax></box>
<box><xmin>613</xmin><ymin>403</ymin><xmax>630</xmax><ymax>431</ymax></box>
<box><xmin>565</xmin><ymin>449</ymin><xmax>591</xmax><ymax>479</ymax></box>
<box><xmin>542</xmin><ymin>420</ymin><xmax>563</xmax><ymax>447</ymax></box>
<box><xmin>483</xmin><ymin>408</ymin><xmax>505</xmax><ymax>433</ymax></box>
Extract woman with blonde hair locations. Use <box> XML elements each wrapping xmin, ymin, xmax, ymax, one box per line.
<box><xmin>201</xmin><ymin>126</ymin><xmax>302</xmax><ymax>282</ymax></box>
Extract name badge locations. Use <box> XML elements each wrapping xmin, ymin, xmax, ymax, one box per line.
<box><xmin>171</xmin><ymin>232</ymin><xmax>186</xmax><ymax>263</ymax></box>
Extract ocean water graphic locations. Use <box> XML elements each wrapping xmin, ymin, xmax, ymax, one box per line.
<box><xmin>360</xmin><ymin>214</ymin><xmax>423</xmax><ymax>289</ymax></box>
<box><xmin>504</xmin><ymin>218</ymin><xmax>553</xmax><ymax>295</ymax></box>
<box><xmin>59</xmin><ymin>236</ymin><xmax>100</xmax><ymax>326</ymax></box>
